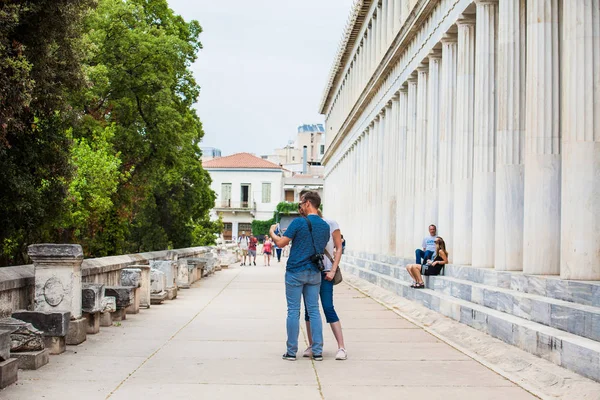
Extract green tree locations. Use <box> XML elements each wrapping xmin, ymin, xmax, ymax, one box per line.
<box><xmin>0</xmin><ymin>0</ymin><xmax>95</xmax><ymax>265</ymax></box>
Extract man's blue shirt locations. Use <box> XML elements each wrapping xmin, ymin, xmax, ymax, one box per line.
<box><xmin>284</xmin><ymin>215</ymin><xmax>330</xmax><ymax>272</ymax></box>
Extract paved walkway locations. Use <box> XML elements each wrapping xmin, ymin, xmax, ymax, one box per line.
<box><xmin>2</xmin><ymin>262</ymin><xmax>537</xmax><ymax>399</ymax></box>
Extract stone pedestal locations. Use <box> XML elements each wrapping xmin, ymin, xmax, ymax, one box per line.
<box><xmin>0</xmin><ymin>358</ymin><xmax>18</xmax><ymax>389</ymax></box>
<box><xmin>28</xmin><ymin>244</ymin><xmax>83</xmax><ymax>319</ymax></box>
<box><xmin>43</xmin><ymin>336</ymin><xmax>66</xmax><ymax>355</ymax></box>
<box><xmin>99</xmin><ymin>312</ymin><xmax>112</xmax><ymax>327</ymax></box>
<box><xmin>130</xmin><ymin>265</ymin><xmax>151</xmax><ymax>308</ymax></box>
<box><xmin>177</xmin><ymin>260</ymin><xmax>190</xmax><ymax>289</ymax></box>
<box><xmin>12</xmin><ymin>349</ymin><xmax>49</xmax><ymax>370</ymax></box>
<box><xmin>126</xmin><ymin>288</ymin><xmax>140</xmax><ymax>315</ymax></box>
<box><xmin>0</xmin><ymin>330</ymin><xmax>10</xmax><ymax>362</ymax></box>
<box><xmin>66</xmin><ymin>317</ymin><xmax>86</xmax><ymax>345</ymax></box>
<box><xmin>150</xmin><ymin>260</ymin><xmax>177</xmax><ymax>292</ymax></box>
<box><xmin>83</xmin><ymin>312</ymin><xmax>100</xmax><ymax>334</ymax></box>
<box><xmin>150</xmin><ymin>269</ymin><xmax>168</xmax><ymax>304</ymax></box>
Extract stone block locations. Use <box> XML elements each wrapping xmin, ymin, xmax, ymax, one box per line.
<box><xmin>126</xmin><ymin>287</ymin><xmax>141</xmax><ymax>314</ymax></box>
<box><xmin>166</xmin><ymin>286</ymin><xmax>177</xmax><ymax>300</ymax></box>
<box><xmin>28</xmin><ymin>244</ymin><xmax>84</xmax><ymax>319</ymax></box>
<box><xmin>568</xmin><ymin>281</ymin><xmax>594</xmax><ymax>306</ymax></box>
<box><xmin>150</xmin><ymin>269</ymin><xmax>167</xmax><ymax>294</ymax></box>
<box><xmin>487</xmin><ymin>315</ymin><xmax>515</xmax><ymax>345</ymax></box>
<box><xmin>12</xmin><ymin>310</ymin><xmax>70</xmax><ymax>337</ymax></box>
<box><xmin>121</xmin><ymin>268</ymin><xmax>142</xmax><ymax>288</ymax></box>
<box><xmin>560</xmin><ymin>341</ymin><xmax>600</xmax><ymax>382</ymax></box>
<box><xmin>0</xmin><ymin>358</ymin><xmax>18</xmax><ymax>389</ymax></box>
<box><xmin>150</xmin><ymin>291</ymin><xmax>168</xmax><ymax>305</ymax></box>
<box><xmin>550</xmin><ymin>304</ymin><xmax>586</xmax><ymax>336</ymax></box>
<box><xmin>495</xmin><ymin>291</ymin><xmax>513</xmax><ymax>314</ymax></box>
<box><xmin>43</xmin><ymin>336</ymin><xmax>65</xmax><ymax>355</ymax></box>
<box><xmin>150</xmin><ymin>260</ymin><xmax>177</xmax><ymax>289</ymax></box>
<box><xmin>104</xmin><ymin>286</ymin><xmax>134</xmax><ymax>309</ymax></box>
<box><xmin>83</xmin><ymin>312</ymin><xmax>100</xmax><ymax>334</ymax></box>
<box><xmin>102</xmin><ymin>296</ymin><xmax>116</xmax><ymax>313</ymax></box>
<box><xmin>99</xmin><ymin>312</ymin><xmax>112</xmax><ymax>327</ymax></box>
<box><xmin>111</xmin><ymin>308</ymin><xmax>126</xmax><ymax>322</ymax></box>
<box><xmin>177</xmin><ymin>260</ymin><xmax>190</xmax><ymax>289</ymax></box>
<box><xmin>82</xmin><ymin>283</ymin><xmax>104</xmax><ymax>314</ymax></box>
<box><xmin>0</xmin><ymin>330</ymin><xmax>10</xmax><ymax>362</ymax></box>
<box><xmin>12</xmin><ymin>349</ymin><xmax>49</xmax><ymax>370</ymax></box>
<box><xmin>131</xmin><ymin>265</ymin><xmax>151</xmax><ymax>308</ymax></box>
<box><xmin>66</xmin><ymin>317</ymin><xmax>86</xmax><ymax>345</ymax></box>
<box><xmin>0</xmin><ymin>318</ymin><xmax>44</xmax><ymax>352</ymax></box>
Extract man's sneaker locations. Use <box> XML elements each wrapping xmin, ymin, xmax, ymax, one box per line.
<box><xmin>335</xmin><ymin>348</ymin><xmax>347</xmax><ymax>360</ymax></box>
<box><xmin>312</xmin><ymin>354</ymin><xmax>323</xmax><ymax>361</ymax></box>
<box><xmin>253</xmin><ymin>261</ymin><xmax>256</xmax><ymax>266</ymax></box>
<box><xmin>240</xmin><ymin>263</ymin><xmax>245</xmax><ymax>266</ymax></box>
<box><xmin>282</xmin><ymin>353</ymin><xmax>296</xmax><ymax>361</ymax></box>
<box><xmin>302</xmin><ymin>346</ymin><xmax>313</xmax><ymax>358</ymax></box>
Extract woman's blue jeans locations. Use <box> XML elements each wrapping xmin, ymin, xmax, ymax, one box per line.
<box><xmin>304</xmin><ymin>271</ymin><xmax>339</xmax><ymax>323</ymax></box>
<box><xmin>285</xmin><ymin>269</ymin><xmax>323</xmax><ymax>356</ymax></box>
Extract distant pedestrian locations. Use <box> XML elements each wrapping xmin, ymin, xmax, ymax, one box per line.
<box><xmin>238</xmin><ymin>231</ymin><xmax>249</xmax><ymax>266</ymax></box>
<box><xmin>341</xmin><ymin>234</ymin><xmax>346</xmax><ymax>254</ymax></box>
<box><xmin>274</xmin><ymin>223</ymin><xmax>283</xmax><ymax>262</ymax></box>
<box><xmin>248</xmin><ymin>234</ymin><xmax>258</xmax><ymax>266</ymax></box>
<box><xmin>263</xmin><ymin>236</ymin><xmax>272</xmax><ymax>266</ymax></box>
<box><xmin>270</xmin><ymin>191</ymin><xmax>329</xmax><ymax>361</ymax></box>
<box><xmin>415</xmin><ymin>224</ymin><xmax>438</xmax><ymax>264</ymax></box>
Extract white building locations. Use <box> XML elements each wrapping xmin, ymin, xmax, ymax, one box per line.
<box><xmin>262</xmin><ymin>124</ymin><xmax>327</xmax><ymax>166</ymax></box>
<box><xmin>203</xmin><ymin>153</ymin><xmax>284</xmax><ymax>240</ymax></box>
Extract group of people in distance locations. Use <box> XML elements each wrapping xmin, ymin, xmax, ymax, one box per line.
<box><xmin>237</xmin><ymin>231</ymin><xmax>282</xmax><ymax>266</ymax></box>
<box><xmin>406</xmin><ymin>224</ymin><xmax>448</xmax><ymax>289</ymax></box>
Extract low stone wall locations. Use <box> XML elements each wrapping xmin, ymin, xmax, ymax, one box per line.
<box><xmin>0</xmin><ymin>247</ymin><xmax>212</xmax><ymax>318</ymax></box>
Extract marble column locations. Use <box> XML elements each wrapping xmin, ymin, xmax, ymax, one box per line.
<box><xmin>404</xmin><ymin>74</ymin><xmax>418</xmax><ymax>258</ymax></box>
<box><xmin>388</xmin><ymin>0</ymin><xmax>396</xmax><ymax>42</ymax></box>
<box><xmin>376</xmin><ymin>110</ymin><xmax>386</xmax><ymax>254</ymax></box>
<box><xmin>413</xmin><ymin>63</ymin><xmax>429</xmax><ymax>248</ymax></box>
<box><xmin>396</xmin><ymin>85</ymin><xmax>409</xmax><ymax>256</ymax></box>
<box><xmin>560</xmin><ymin>0</ymin><xmax>600</xmax><ymax>280</ymax></box>
<box><xmin>389</xmin><ymin>95</ymin><xmax>400</xmax><ymax>254</ymax></box>
<box><xmin>425</xmin><ymin>50</ymin><xmax>442</xmax><ymax>229</ymax></box>
<box><xmin>472</xmin><ymin>0</ymin><xmax>498</xmax><ymax>268</ymax></box>
<box><xmin>495</xmin><ymin>0</ymin><xmax>525</xmax><ymax>271</ymax></box>
<box><xmin>523</xmin><ymin>0</ymin><xmax>560</xmax><ymax>275</ymax></box>
<box><xmin>369</xmin><ymin>120</ymin><xmax>377</xmax><ymax>250</ymax></box>
<box><xmin>382</xmin><ymin>0</ymin><xmax>389</xmax><ymax>48</ymax></box>
<box><xmin>393</xmin><ymin>0</ymin><xmax>401</xmax><ymax>32</ymax></box>
<box><xmin>439</xmin><ymin>33</ymin><xmax>458</xmax><ymax>262</ymax></box>
<box><xmin>453</xmin><ymin>15</ymin><xmax>476</xmax><ymax>265</ymax></box>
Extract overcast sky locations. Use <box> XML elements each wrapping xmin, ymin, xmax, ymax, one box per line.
<box><xmin>167</xmin><ymin>0</ymin><xmax>352</xmax><ymax>156</ymax></box>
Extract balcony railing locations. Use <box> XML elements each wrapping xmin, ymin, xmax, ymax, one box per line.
<box><xmin>215</xmin><ymin>200</ymin><xmax>256</xmax><ymax>211</ymax></box>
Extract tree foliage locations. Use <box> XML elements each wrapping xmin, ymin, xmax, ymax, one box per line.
<box><xmin>0</xmin><ymin>0</ymin><xmax>218</xmax><ymax>265</ymax></box>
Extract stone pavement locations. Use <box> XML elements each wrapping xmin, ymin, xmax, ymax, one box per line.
<box><xmin>1</xmin><ymin>262</ymin><xmax>537</xmax><ymax>400</ymax></box>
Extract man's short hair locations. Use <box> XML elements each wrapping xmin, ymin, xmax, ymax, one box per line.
<box><xmin>299</xmin><ymin>189</ymin><xmax>310</xmax><ymax>198</ymax></box>
<box><xmin>303</xmin><ymin>191</ymin><xmax>321</xmax><ymax>209</ymax></box>
<box><xmin>429</xmin><ymin>225</ymin><xmax>437</xmax><ymax>230</ymax></box>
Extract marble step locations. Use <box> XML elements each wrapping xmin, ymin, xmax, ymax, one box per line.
<box><xmin>341</xmin><ymin>261</ymin><xmax>600</xmax><ymax>382</ymax></box>
<box><xmin>344</xmin><ymin>252</ymin><xmax>600</xmax><ymax>308</ymax></box>
<box><xmin>427</xmin><ymin>275</ymin><xmax>600</xmax><ymax>342</ymax></box>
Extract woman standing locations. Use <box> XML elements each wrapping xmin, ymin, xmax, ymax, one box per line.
<box><xmin>263</xmin><ymin>236</ymin><xmax>272</xmax><ymax>266</ymax></box>
<box><xmin>302</xmin><ymin>208</ymin><xmax>347</xmax><ymax>360</ymax></box>
<box><xmin>406</xmin><ymin>237</ymin><xmax>448</xmax><ymax>288</ymax></box>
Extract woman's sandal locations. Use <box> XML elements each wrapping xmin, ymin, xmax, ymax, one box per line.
<box><xmin>410</xmin><ymin>283</ymin><xmax>418</xmax><ymax>288</ymax></box>
<box><xmin>415</xmin><ymin>283</ymin><xmax>425</xmax><ymax>289</ymax></box>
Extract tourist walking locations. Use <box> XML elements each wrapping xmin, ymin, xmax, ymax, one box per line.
<box><xmin>248</xmin><ymin>234</ymin><xmax>258</xmax><ymax>266</ymax></box>
<box><xmin>263</xmin><ymin>236</ymin><xmax>272</xmax><ymax>266</ymax></box>
<box><xmin>303</xmin><ymin>211</ymin><xmax>347</xmax><ymax>360</ymax></box>
<box><xmin>415</xmin><ymin>224</ymin><xmax>438</xmax><ymax>264</ymax></box>
<box><xmin>238</xmin><ymin>231</ymin><xmax>249</xmax><ymax>266</ymax></box>
<box><xmin>270</xmin><ymin>191</ymin><xmax>329</xmax><ymax>361</ymax></box>
<box><xmin>406</xmin><ymin>237</ymin><xmax>448</xmax><ymax>288</ymax></box>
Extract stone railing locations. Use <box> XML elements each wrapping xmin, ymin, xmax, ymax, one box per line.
<box><xmin>0</xmin><ymin>244</ymin><xmax>239</xmax><ymax>389</ymax></box>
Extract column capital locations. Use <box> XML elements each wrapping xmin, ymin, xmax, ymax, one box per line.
<box><xmin>417</xmin><ymin>62</ymin><xmax>429</xmax><ymax>73</ymax></box>
<box><xmin>428</xmin><ymin>49</ymin><xmax>442</xmax><ymax>61</ymax></box>
<box><xmin>474</xmin><ymin>0</ymin><xmax>498</xmax><ymax>4</ymax></box>
<box><xmin>441</xmin><ymin>32</ymin><xmax>458</xmax><ymax>44</ymax></box>
<box><xmin>379</xmin><ymin>108</ymin><xmax>386</xmax><ymax>117</ymax></box>
<box><xmin>407</xmin><ymin>73</ymin><xmax>418</xmax><ymax>84</ymax></box>
<box><xmin>392</xmin><ymin>91</ymin><xmax>401</xmax><ymax>99</ymax></box>
<box><xmin>457</xmin><ymin>14</ymin><xmax>476</xmax><ymax>26</ymax></box>
<box><xmin>399</xmin><ymin>83</ymin><xmax>409</xmax><ymax>93</ymax></box>
<box><xmin>386</xmin><ymin>100</ymin><xmax>393</xmax><ymax>108</ymax></box>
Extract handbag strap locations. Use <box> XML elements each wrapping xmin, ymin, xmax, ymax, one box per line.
<box><xmin>303</xmin><ymin>216</ymin><xmax>318</xmax><ymax>256</ymax></box>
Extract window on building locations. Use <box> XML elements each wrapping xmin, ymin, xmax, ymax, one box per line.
<box><xmin>221</xmin><ymin>183</ymin><xmax>232</xmax><ymax>207</ymax></box>
<box><xmin>292</xmin><ymin>156</ymin><xmax>295</xmax><ymax>161</ymax></box>
<box><xmin>320</xmin><ymin>145</ymin><xmax>325</xmax><ymax>155</ymax></box>
<box><xmin>239</xmin><ymin>223</ymin><xmax>252</xmax><ymax>234</ymax></box>
<box><xmin>262</xmin><ymin>183</ymin><xmax>271</xmax><ymax>203</ymax></box>
<box><xmin>285</xmin><ymin>190</ymin><xmax>294</xmax><ymax>202</ymax></box>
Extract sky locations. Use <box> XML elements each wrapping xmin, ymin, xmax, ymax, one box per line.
<box><xmin>167</xmin><ymin>0</ymin><xmax>353</xmax><ymax>156</ymax></box>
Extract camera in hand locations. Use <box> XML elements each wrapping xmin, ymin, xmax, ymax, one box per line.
<box><xmin>310</xmin><ymin>253</ymin><xmax>325</xmax><ymax>271</ymax></box>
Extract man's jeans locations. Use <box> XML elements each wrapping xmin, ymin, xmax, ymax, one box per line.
<box><xmin>285</xmin><ymin>269</ymin><xmax>323</xmax><ymax>356</ymax></box>
<box><xmin>415</xmin><ymin>249</ymin><xmax>434</xmax><ymax>265</ymax></box>
<box><xmin>276</xmin><ymin>248</ymin><xmax>282</xmax><ymax>261</ymax></box>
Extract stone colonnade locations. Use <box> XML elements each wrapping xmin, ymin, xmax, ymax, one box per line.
<box><xmin>322</xmin><ymin>0</ymin><xmax>599</xmax><ymax>280</ymax></box>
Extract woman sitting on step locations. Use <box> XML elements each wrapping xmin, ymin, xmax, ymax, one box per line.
<box><xmin>406</xmin><ymin>237</ymin><xmax>448</xmax><ymax>289</ymax></box>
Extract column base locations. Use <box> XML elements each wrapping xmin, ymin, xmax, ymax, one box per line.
<box><xmin>126</xmin><ymin>288</ymin><xmax>141</xmax><ymax>314</ymax></box>
<box><xmin>150</xmin><ymin>291</ymin><xmax>168</xmax><ymax>305</ymax></box>
<box><xmin>66</xmin><ymin>317</ymin><xmax>87</xmax><ymax>345</ymax></box>
<box><xmin>166</xmin><ymin>287</ymin><xmax>177</xmax><ymax>300</ymax></box>
<box><xmin>12</xmin><ymin>349</ymin><xmax>50</xmax><ymax>370</ymax></box>
<box><xmin>111</xmin><ymin>309</ymin><xmax>127</xmax><ymax>322</ymax></box>
<box><xmin>99</xmin><ymin>312</ymin><xmax>112</xmax><ymax>327</ymax></box>
<box><xmin>0</xmin><ymin>358</ymin><xmax>18</xmax><ymax>388</ymax></box>
<box><xmin>43</xmin><ymin>336</ymin><xmax>65</xmax><ymax>355</ymax></box>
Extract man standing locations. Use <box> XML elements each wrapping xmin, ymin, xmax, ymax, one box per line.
<box><xmin>270</xmin><ymin>191</ymin><xmax>329</xmax><ymax>361</ymax></box>
<box><xmin>415</xmin><ymin>224</ymin><xmax>438</xmax><ymax>264</ymax></box>
<box><xmin>238</xmin><ymin>231</ymin><xmax>249</xmax><ymax>266</ymax></box>
<box><xmin>248</xmin><ymin>234</ymin><xmax>258</xmax><ymax>266</ymax></box>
